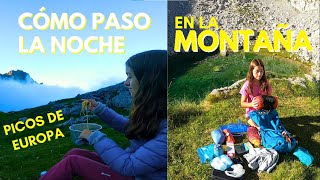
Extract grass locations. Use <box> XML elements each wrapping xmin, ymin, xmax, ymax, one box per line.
<box><xmin>0</xmin><ymin>102</ymin><xmax>130</xmax><ymax>179</ymax></box>
<box><xmin>168</xmin><ymin>52</ymin><xmax>320</xmax><ymax>179</ymax></box>
<box><xmin>168</xmin><ymin>52</ymin><xmax>309</xmax><ymax>102</ymax></box>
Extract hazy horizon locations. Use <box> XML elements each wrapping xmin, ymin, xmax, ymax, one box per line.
<box><xmin>0</xmin><ymin>0</ymin><xmax>167</xmax><ymax>113</ymax></box>
<box><xmin>0</xmin><ymin>77</ymin><xmax>123</xmax><ymax>113</ymax></box>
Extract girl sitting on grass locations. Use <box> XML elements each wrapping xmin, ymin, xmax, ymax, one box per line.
<box><xmin>240</xmin><ymin>59</ymin><xmax>272</xmax><ymax>129</ymax></box>
<box><xmin>40</xmin><ymin>50</ymin><xmax>167</xmax><ymax>180</ymax></box>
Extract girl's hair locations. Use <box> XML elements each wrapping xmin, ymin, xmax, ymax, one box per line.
<box><xmin>125</xmin><ymin>50</ymin><xmax>167</xmax><ymax>140</ymax></box>
<box><xmin>246</xmin><ymin>59</ymin><xmax>269</xmax><ymax>94</ymax></box>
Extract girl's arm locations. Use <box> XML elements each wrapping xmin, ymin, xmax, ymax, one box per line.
<box><xmin>240</xmin><ymin>95</ymin><xmax>257</xmax><ymax>108</ymax></box>
<box><xmin>87</xmin><ymin>120</ymin><xmax>167</xmax><ymax>177</ymax></box>
<box><xmin>240</xmin><ymin>81</ymin><xmax>258</xmax><ymax>108</ymax></box>
<box><xmin>93</xmin><ymin>102</ymin><xmax>128</xmax><ymax>133</ymax></box>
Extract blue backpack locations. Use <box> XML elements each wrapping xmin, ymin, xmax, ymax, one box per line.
<box><xmin>250</xmin><ymin>110</ymin><xmax>297</xmax><ymax>153</ymax></box>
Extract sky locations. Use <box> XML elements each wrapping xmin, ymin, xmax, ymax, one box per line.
<box><xmin>0</xmin><ymin>0</ymin><xmax>167</xmax><ymax>112</ymax></box>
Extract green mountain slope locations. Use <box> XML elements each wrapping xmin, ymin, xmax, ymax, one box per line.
<box><xmin>0</xmin><ymin>97</ymin><xmax>129</xmax><ymax>179</ymax></box>
<box><xmin>168</xmin><ymin>52</ymin><xmax>320</xmax><ymax>179</ymax></box>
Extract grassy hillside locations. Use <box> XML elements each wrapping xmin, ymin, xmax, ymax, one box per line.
<box><xmin>169</xmin><ymin>52</ymin><xmax>310</xmax><ymax>102</ymax></box>
<box><xmin>0</xmin><ymin>98</ymin><xmax>130</xmax><ymax>179</ymax></box>
<box><xmin>168</xmin><ymin>52</ymin><xmax>320</xmax><ymax>179</ymax></box>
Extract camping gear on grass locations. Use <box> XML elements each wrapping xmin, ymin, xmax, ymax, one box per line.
<box><xmin>235</xmin><ymin>144</ymin><xmax>248</xmax><ymax>155</ymax></box>
<box><xmin>254</xmin><ymin>95</ymin><xmax>279</xmax><ymax>110</ymax></box>
<box><xmin>214</xmin><ymin>144</ymin><xmax>224</xmax><ymax>157</ymax></box>
<box><xmin>243</xmin><ymin>142</ymin><xmax>254</xmax><ymax>151</ymax></box>
<box><xmin>69</xmin><ymin>123</ymin><xmax>102</xmax><ymax>145</ymax></box>
<box><xmin>211</xmin><ymin>156</ymin><xmax>248</xmax><ymax>180</ymax></box>
<box><xmin>197</xmin><ymin>144</ymin><xmax>224</xmax><ymax>164</ymax></box>
<box><xmin>223</xmin><ymin>129</ymin><xmax>236</xmax><ymax>159</ymax></box>
<box><xmin>247</xmin><ymin>126</ymin><xmax>261</xmax><ymax>147</ymax></box>
<box><xmin>293</xmin><ymin>146</ymin><xmax>314</xmax><ymax>166</ymax></box>
<box><xmin>212</xmin><ymin>169</ymin><xmax>241</xmax><ymax>180</ymax></box>
<box><xmin>211</xmin><ymin>129</ymin><xmax>226</xmax><ymax>144</ymax></box>
<box><xmin>249</xmin><ymin>110</ymin><xmax>297</xmax><ymax>153</ymax></box>
<box><xmin>220</xmin><ymin>119</ymin><xmax>249</xmax><ymax>137</ymax></box>
<box><xmin>225</xmin><ymin>164</ymin><xmax>245</xmax><ymax>178</ymax></box>
<box><xmin>197</xmin><ymin>144</ymin><xmax>215</xmax><ymax>164</ymax></box>
<box><xmin>243</xmin><ymin>148</ymin><xmax>279</xmax><ymax>173</ymax></box>
<box><xmin>210</xmin><ymin>155</ymin><xmax>233</xmax><ymax>171</ymax></box>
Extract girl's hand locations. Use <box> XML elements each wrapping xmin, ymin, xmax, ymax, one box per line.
<box><xmin>252</xmin><ymin>97</ymin><xmax>259</xmax><ymax>109</ymax></box>
<box><xmin>79</xmin><ymin>129</ymin><xmax>92</xmax><ymax>140</ymax></box>
<box><xmin>81</xmin><ymin>99</ymin><xmax>98</xmax><ymax>110</ymax></box>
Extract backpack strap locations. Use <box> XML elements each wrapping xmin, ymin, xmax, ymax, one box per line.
<box><xmin>271</xmin><ymin>111</ymin><xmax>293</xmax><ymax>142</ymax></box>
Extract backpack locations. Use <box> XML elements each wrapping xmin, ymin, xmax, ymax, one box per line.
<box><xmin>249</xmin><ymin>110</ymin><xmax>297</xmax><ymax>153</ymax></box>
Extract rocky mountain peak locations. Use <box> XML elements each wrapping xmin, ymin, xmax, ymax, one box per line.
<box><xmin>0</xmin><ymin>70</ymin><xmax>38</xmax><ymax>84</ymax></box>
<box><xmin>168</xmin><ymin>0</ymin><xmax>320</xmax><ymax>81</ymax></box>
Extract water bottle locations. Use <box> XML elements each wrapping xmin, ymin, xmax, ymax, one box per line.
<box><xmin>223</xmin><ymin>129</ymin><xmax>236</xmax><ymax>158</ymax></box>
<box><xmin>213</xmin><ymin>144</ymin><xmax>223</xmax><ymax>157</ymax></box>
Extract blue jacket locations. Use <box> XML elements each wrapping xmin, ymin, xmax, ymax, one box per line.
<box><xmin>87</xmin><ymin>103</ymin><xmax>167</xmax><ymax>179</ymax></box>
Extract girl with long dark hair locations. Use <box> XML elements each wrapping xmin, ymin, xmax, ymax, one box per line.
<box><xmin>240</xmin><ymin>59</ymin><xmax>272</xmax><ymax>128</ymax></box>
<box><xmin>40</xmin><ymin>50</ymin><xmax>167</xmax><ymax>180</ymax></box>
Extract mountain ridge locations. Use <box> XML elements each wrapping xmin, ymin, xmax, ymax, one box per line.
<box><xmin>0</xmin><ymin>70</ymin><xmax>38</xmax><ymax>84</ymax></box>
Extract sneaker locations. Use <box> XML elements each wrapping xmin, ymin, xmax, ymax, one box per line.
<box><xmin>40</xmin><ymin>171</ymin><xmax>47</xmax><ymax>176</ymax></box>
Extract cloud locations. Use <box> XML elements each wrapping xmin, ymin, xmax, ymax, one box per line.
<box><xmin>0</xmin><ymin>80</ymin><xmax>84</xmax><ymax>113</ymax></box>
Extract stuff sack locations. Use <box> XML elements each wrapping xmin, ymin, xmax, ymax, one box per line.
<box><xmin>211</xmin><ymin>129</ymin><xmax>226</xmax><ymax>144</ymax></box>
<box><xmin>254</xmin><ymin>95</ymin><xmax>279</xmax><ymax>110</ymax></box>
<box><xmin>293</xmin><ymin>146</ymin><xmax>314</xmax><ymax>166</ymax></box>
<box><xmin>249</xmin><ymin>110</ymin><xmax>297</xmax><ymax>153</ymax></box>
<box><xmin>197</xmin><ymin>144</ymin><xmax>215</xmax><ymax>164</ymax></box>
<box><xmin>210</xmin><ymin>155</ymin><xmax>233</xmax><ymax>171</ymax></box>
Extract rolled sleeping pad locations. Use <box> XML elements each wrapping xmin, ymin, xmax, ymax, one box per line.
<box><xmin>247</xmin><ymin>126</ymin><xmax>261</xmax><ymax>147</ymax></box>
<box><xmin>255</xmin><ymin>95</ymin><xmax>279</xmax><ymax>110</ymax></box>
<box><xmin>211</xmin><ymin>129</ymin><xmax>226</xmax><ymax>145</ymax></box>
